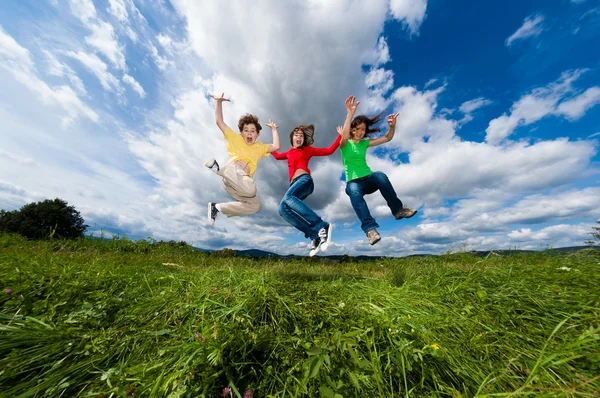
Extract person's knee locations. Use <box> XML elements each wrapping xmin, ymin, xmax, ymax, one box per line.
<box><xmin>249</xmin><ymin>200</ymin><xmax>261</xmax><ymax>214</ymax></box>
<box><xmin>278</xmin><ymin>200</ymin><xmax>287</xmax><ymax>217</ymax></box>
<box><xmin>246</xmin><ymin>184</ymin><xmax>257</xmax><ymax>198</ymax></box>
<box><xmin>372</xmin><ymin>171</ymin><xmax>389</xmax><ymax>183</ymax></box>
<box><xmin>345</xmin><ymin>183</ymin><xmax>361</xmax><ymax>197</ymax></box>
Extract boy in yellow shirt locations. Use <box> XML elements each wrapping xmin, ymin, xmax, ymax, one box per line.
<box><xmin>206</xmin><ymin>93</ymin><xmax>280</xmax><ymax>225</ymax></box>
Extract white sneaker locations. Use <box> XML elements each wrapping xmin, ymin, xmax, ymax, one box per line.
<box><xmin>309</xmin><ymin>238</ymin><xmax>320</xmax><ymax>257</ymax></box>
<box><xmin>319</xmin><ymin>224</ymin><xmax>333</xmax><ymax>252</ymax></box>
<box><xmin>205</xmin><ymin>158</ymin><xmax>220</xmax><ymax>173</ymax></box>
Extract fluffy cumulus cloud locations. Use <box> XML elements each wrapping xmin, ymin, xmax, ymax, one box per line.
<box><xmin>389</xmin><ymin>0</ymin><xmax>428</xmax><ymax>36</ymax></box>
<box><xmin>1</xmin><ymin>0</ymin><xmax>599</xmax><ymax>257</ymax></box>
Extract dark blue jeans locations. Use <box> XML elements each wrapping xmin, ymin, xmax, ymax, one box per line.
<box><xmin>345</xmin><ymin>171</ymin><xmax>403</xmax><ymax>233</ymax></box>
<box><xmin>278</xmin><ymin>174</ymin><xmax>328</xmax><ymax>240</ymax></box>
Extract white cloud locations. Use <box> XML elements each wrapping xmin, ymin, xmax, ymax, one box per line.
<box><xmin>68</xmin><ymin>0</ymin><xmax>97</xmax><ymax>23</ymax></box>
<box><xmin>389</xmin><ymin>0</ymin><xmax>428</xmax><ymax>36</ymax></box>
<box><xmin>365</xmin><ymin>68</ymin><xmax>394</xmax><ymax>93</ymax></box>
<box><xmin>65</xmin><ymin>50</ymin><xmax>121</xmax><ymax>92</ymax></box>
<box><xmin>485</xmin><ymin>69</ymin><xmax>589</xmax><ymax>144</ymax></box>
<box><xmin>454</xmin><ymin>188</ymin><xmax>600</xmax><ymax>231</ymax></box>
<box><xmin>0</xmin><ymin>27</ymin><xmax>98</xmax><ymax>124</ymax></box>
<box><xmin>43</xmin><ymin>50</ymin><xmax>87</xmax><ymax>95</ymax></box>
<box><xmin>156</xmin><ymin>33</ymin><xmax>174</xmax><ymax>53</ymax></box>
<box><xmin>69</xmin><ymin>0</ymin><xmax>126</xmax><ymax>70</ymax></box>
<box><xmin>107</xmin><ymin>0</ymin><xmax>128</xmax><ymax>22</ymax></box>
<box><xmin>0</xmin><ymin>149</ymin><xmax>35</xmax><ymax>165</ymax></box>
<box><xmin>122</xmin><ymin>73</ymin><xmax>146</xmax><ymax>98</ymax></box>
<box><xmin>387</xmin><ymin>84</ymin><xmax>446</xmax><ymax>151</ymax></box>
<box><xmin>460</xmin><ymin>97</ymin><xmax>492</xmax><ymax>114</ymax></box>
<box><xmin>424</xmin><ymin>78</ymin><xmax>438</xmax><ymax>88</ymax></box>
<box><xmin>457</xmin><ymin>97</ymin><xmax>492</xmax><ymax>125</ymax></box>
<box><xmin>107</xmin><ymin>0</ymin><xmax>140</xmax><ymax>42</ymax></box>
<box><xmin>85</xmin><ymin>20</ymin><xmax>126</xmax><ymax>70</ymax></box>
<box><xmin>508</xmin><ymin>224</ymin><xmax>590</xmax><ymax>243</ymax></box>
<box><xmin>362</xmin><ymin>36</ymin><xmax>391</xmax><ymax>67</ymax></box>
<box><xmin>556</xmin><ymin>87</ymin><xmax>600</xmax><ymax>120</ymax></box>
<box><xmin>149</xmin><ymin>43</ymin><xmax>171</xmax><ymax>70</ymax></box>
<box><xmin>506</xmin><ymin>14</ymin><xmax>545</xmax><ymax>46</ymax></box>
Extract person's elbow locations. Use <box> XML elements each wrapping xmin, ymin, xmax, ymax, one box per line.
<box><xmin>272</xmin><ymin>143</ymin><xmax>281</xmax><ymax>151</ymax></box>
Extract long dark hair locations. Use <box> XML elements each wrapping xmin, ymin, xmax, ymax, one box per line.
<box><xmin>350</xmin><ymin>112</ymin><xmax>385</xmax><ymax>139</ymax></box>
<box><xmin>289</xmin><ymin>124</ymin><xmax>315</xmax><ymax>148</ymax></box>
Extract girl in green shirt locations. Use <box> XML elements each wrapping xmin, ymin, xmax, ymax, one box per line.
<box><xmin>339</xmin><ymin>96</ymin><xmax>417</xmax><ymax>245</ymax></box>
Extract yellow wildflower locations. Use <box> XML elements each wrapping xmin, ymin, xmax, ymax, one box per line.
<box><xmin>431</xmin><ymin>344</ymin><xmax>440</xmax><ymax>350</ymax></box>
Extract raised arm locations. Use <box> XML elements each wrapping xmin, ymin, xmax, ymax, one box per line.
<box><xmin>266</xmin><ymin>119</ymin><xmax>281</xmax><ymax>153</ymax></box>
<box><xmin>369</xmin><ymin>113</ymin><xmax>399</xmax><ymax>147</ymax></box>
<box><xmin>339</xmin><ymin>95</ymin><xmax>360</xmax><ymax>148</ymax></box>
<box><xmin>210</xmin><ymin>93</ymin><xmax>230</xmax><ymax>133</ymax></box>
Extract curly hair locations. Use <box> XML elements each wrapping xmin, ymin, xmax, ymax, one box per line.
<box><xmin>350</xmin><ymin>112</ymin><xmax>385</xmax><ymax>139</ymax></box>
<box><xmin>289</xmin><ymin>124</ymin><xmax>315</xmax><ymax>148</ymax></box>
<box><xmin>238</xmin><ymin>114</ymin><xmax>262</xmax><ymax>133</ymax></box>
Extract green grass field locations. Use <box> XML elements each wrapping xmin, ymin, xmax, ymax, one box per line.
<box><xmin>1</xmin><ymin>233</ymin><xmax>599</xmax><ymax>397</ymax></box>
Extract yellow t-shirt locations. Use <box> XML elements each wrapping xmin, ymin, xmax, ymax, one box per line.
<box><xmin>223</xmin><ymin>126</ymin><xmax>270</xmax><ymax>177</ymax></box>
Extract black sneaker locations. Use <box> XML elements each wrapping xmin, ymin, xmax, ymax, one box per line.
<box><xmin>319</xmin><ymin>224</ymin><xmax>333</xmax><ymax>252</ymax></box>
<box><xmin>205</xmin><ymin>158</ymin><xmax>220</xmax><ymax>173</ymax></box>
<box><xmin>208</xmin><ymin>202</ymin><xmax>219</xmax><ymax>226</ymax></box>
<box><xmin>309</xmin><ymin>238</ymin><xmax>320</xmax><ymax>257</ymax></box>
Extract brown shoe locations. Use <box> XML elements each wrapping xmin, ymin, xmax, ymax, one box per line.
<box><xmin>366</xmin><ymin>229</ymin><xmax>381</xmax><ymax>245</ymax></box>
<box><xmin>395</xmin><ymin>206</ymin><xmax>417</xmax><ymax>220</ymax></box>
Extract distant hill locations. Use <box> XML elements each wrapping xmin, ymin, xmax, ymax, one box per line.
<box><xmin>195</xmin><ymin>245</ymin><xmax>598</xmax><ymax>260</ymax></box>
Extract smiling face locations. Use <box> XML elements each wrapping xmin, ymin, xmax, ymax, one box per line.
<box><xmin>241</xmin><ymin>123</ymin><xmax>259</xmax><ymax>145</ymax></box>
<box><xmin>292</xmin><ymin>130</ymin><xmax>304</xmax><ymax>148</ymax></box>
<box><xmin>350</xmin><ymin>122</ymin><xmax>367</xmax><ymax>140</ymax></box>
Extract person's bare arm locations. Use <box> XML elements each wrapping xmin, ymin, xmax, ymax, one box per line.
<box><xmin>210</xmin><ymin>93</ymin><xmax>230</xmax><ymax>133</ymax></box>
<box><xmin>369</xmin><ymin>113</ymin><xmax>399</xmax><ymax>147</ymax></box>
<box><xmin>266</xmin><ymin>119</ymin><xmax>281</xmax><ymax>153</ymax></box>
<box><xmin>340</xmin><ymin>95</ymin><xmax>359</xmax><ymax>148</ymax></box>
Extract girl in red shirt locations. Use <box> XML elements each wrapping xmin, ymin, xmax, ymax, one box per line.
<box><xmin>271</xmin><ymin>125</ymin><xmax>341</xmax><ymax>256</ymax></box>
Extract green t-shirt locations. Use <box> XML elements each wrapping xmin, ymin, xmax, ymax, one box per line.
<box><xmin>341</xmin><ymin>139</ymin><xmax>372</xmax><ymax>182</ymax></box>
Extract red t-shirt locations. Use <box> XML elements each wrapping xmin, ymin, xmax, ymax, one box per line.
<box><xmin>271</xmin><ymin>135</ymin><xmax>342</xmax><ymax>181</ymax></box>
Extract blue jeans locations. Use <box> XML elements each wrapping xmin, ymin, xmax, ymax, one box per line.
<box><xmin>345</xmin><ymin>171</ymin><xmax>403</xmax><ymax>233</ymax></box>
<box><xmin>278</xmin><ymin>174</ymin><xmax>328</xmax><ymax>240</ymax></box>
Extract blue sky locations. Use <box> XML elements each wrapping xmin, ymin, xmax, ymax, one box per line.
<box><xmin>1</xmin><ymin>0</ymin><xmax>599</xmax><ymax>256</ymax></box>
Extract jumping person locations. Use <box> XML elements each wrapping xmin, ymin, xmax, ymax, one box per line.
<box><xmin>339</xmin><ymin>96</ymin><xmax>417</xmax><ymax>245</ymax></box>
<box><xmin>271</xmin><ymin>113</ymin><xmax>346</xmax><ymax>256</ymax></box>
<box><xmin>205</xmin><ymin>93</ymin><xmax>280</xmax><ymax>225</ymax></box>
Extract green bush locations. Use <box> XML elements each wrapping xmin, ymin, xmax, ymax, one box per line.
<box><xmin>0</xmin><ymin>198</ymin><xmax>87</xmax><ymax>240</ymax></box>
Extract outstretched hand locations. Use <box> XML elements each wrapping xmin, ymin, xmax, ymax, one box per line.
<box><xmin>387</xmin><ymin>113</ymin><xmax>399</xmax><ymax>127</ymax></box>
<box><xmin>345</xmin><ymin>95</ymin><xmax>360</xmax><ymax>114</ymax></box>
<box><xmin>210</xmin><ymin>92</ymin><xmax>230</xmax><ymax>102</ymax></box>
<box><xmin>266</xmin><ymin>119</ymin><xmax>278</xmax><ymax>129</ymax></box>
<box><xmin>336</xmin><ymin>126</ymin><xmax>344</xmax><ymax>135</ymax></box>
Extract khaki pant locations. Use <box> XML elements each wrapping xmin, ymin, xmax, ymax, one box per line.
<box><xmin>217</xmin><ymin>162</ymin><xmax>261</xmax><ymax>217</ymax></box>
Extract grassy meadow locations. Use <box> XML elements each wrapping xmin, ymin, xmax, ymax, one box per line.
<box><xmin>0</xmin><ymin>233</ymin><xmax>599</xmax><ymax>397</ymax></box>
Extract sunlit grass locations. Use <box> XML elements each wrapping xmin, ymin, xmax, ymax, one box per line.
<box><xmin>1</xmin><ymin>233</ymin><xmax>599</xmax><ymax>397</ymax></box>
